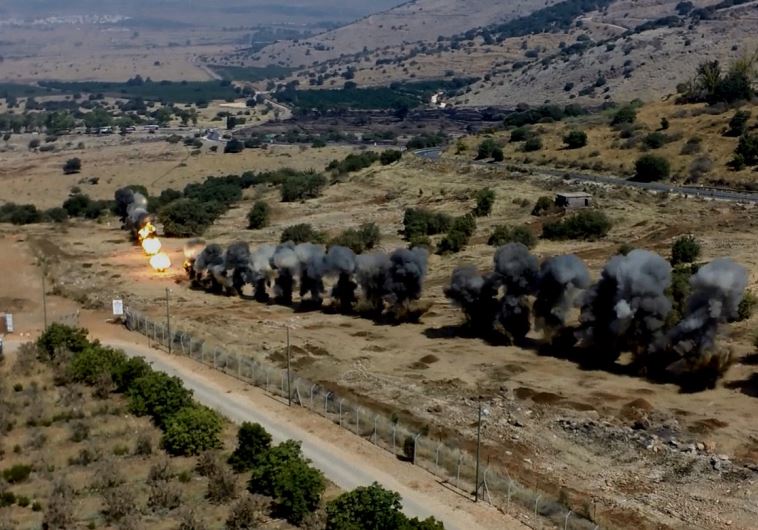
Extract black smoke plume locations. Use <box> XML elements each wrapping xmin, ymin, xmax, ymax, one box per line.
<box><xmin>193</xmin><ymin>244</ymin><xmax>225</xmax><ymax>293</ymax></box>
<box><xmin>578</xmin><ymin>249</ymin><xmax>672</xmax><ymax>363</ymax></box>
<box><xmin>225</xmin><ymin>242</ymin><xmax>252</xmax><ymax>295</ymax></box>
<box><xmin>295</xmin><ymin>243</ymin><xmax>327</xmax><ymax>306</ymax></box>
<box><xmin>250</xmin><ymin>244</ymin><xmax>275</xmax><ymax>302</ymax></box>
<box><xmin>326</xmin><ymin>245</ymin><xmax>358</xmax><ymax>312</ymax></box>
<box><xmin>271</xmin><ymin>243</ymin><xmax>298</xmax><ymax>305</ymax></box>
<box><xmin>114</xmin><ymin>187</ymin><xmax>151</xmax><ymax>240</ymax></box>
<box><xmin>534</xmin><ymin>254</ymin><xmax>591</xmax><ymax>340</ymax></box>
<box><xmin>183</xmin><ymin>238</ymin><xmax>206</xmax><ymax>282</ymax></box>
<box><xmin>493</xmin><ymin>243</ymin><xmax>539</xmax><ymax>343</ymax></box>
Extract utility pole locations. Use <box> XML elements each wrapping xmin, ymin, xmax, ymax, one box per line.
<box><xmin>165</xmin><ymin>288</ymin><xmax>171</xmax><ymax>354</ymax></box>
<box><xmin>41</xmin><ymin>258</ymin><xmax>48</xmax><ymax>330</ymax></box>
<box><xmin>286</xmin><ymin>327</ymin><xmax>292</xmax><ymax>406</ymax></box>
<box><xmin>475</xmin><ymin>396</ymin><xmax>482</xmax><ymax>502</ymax></box>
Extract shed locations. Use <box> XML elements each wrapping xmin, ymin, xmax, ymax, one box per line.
<box><xmin>555</xmin><ymin>192</ymin><xmax>592</xmax><ymax>209</ymax></box>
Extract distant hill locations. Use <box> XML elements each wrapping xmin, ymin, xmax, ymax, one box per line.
<box><xmin>234</xmin><ymin>0</ymin><xmax>757</xmax><ymax>107</ymax></box>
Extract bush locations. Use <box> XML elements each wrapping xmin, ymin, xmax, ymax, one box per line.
<box><xmin>380</xmin><ymin>150</ymin><xmax>402</xmax><ymax>165</ymax></box>
<box><xmin>128</xmin><ymin>371</ymin><xmax>194</xmax><ymax>428</ymax></box>
<box><xmin>660</xmin><ymin>117</ymin><xmax>670</xmax><ymax>130</ymax></box>
<box><xmin>247</xmin><ymin>201</ymin><xmax>270</xmax><ymax>229</ymax></box>
<box><xmin>2</xmin><ymin>464</ymin><xmax>32</xmax><ymax>484</ymax></box>
<box><xmin>159</xmin><ymin>198</ymin><xmax>215</xmax><ymax>237</ymax></box>
<box><xmin>162</xmin><ymin>406</ymin><xmax>223</xmax><ymax>456</ymax></box>
<box><xmin>542</xmin><ymin>210</ymin><xmax>611</xmax><ymax>240</ymax></box>
<box><xmin>476</xmin><ymin>138</ymin><xmax>500</xmax><ymax>160</ymax></box>
<box><xmin>523</xmin><ymin>136</ymin><xmax>542</xmax><ymax>152</ymax></box>
<box><xmin>134</xmin><ymin>433</ymin><xmax>153</xmax><ymax>456</ymax></box>
<box><xmin>671</xmin><ymin>235</ymin><xmax>701</xmax><ymax>265</ymax></box>
<box><xmin>36</xmin><ymin>323</ymin><xmax>89</xmax><ymax>361</ymax></box>
<box><xmin>437</xmin><ymin>215</ymin><xmax>476</xmax><ymax>255</ymax></box>
<box><xmin>510</xmin><ymin>127</ymin><xmax>531</xmax><ymax>142</ymax></box>
<box><xmin>402</xmin><ymin>208</ymin><xmax>452</xmax><ymax>240</ymax></box>
<box><xmin>472</xmin><ymin>188</ymin><xmax>495</xmax><ymax>217</ymax></box>
<box><xmin>67</xmin><ymin>344</ymin><xmax>125</xmax><ymax>386</ymax></box>
<box><xmin>248</xmin><ymin>440</ymin><xmax>325</xmax><ymax>525</ymax></box>
<box><xmin>680</xmin><ymin>136</ymin><xmax>702</xmax><ymax>155</ymax></box>
<box><xmin>633</xmin><ymin>154</ymin><xmax>670</xmax><ymax>182</ymax></box>
<box><xmin>224</xmin><ymin>139</ymin><xmax>245</xmax><ymax>154</ymax></box>
<box><xmin>488</xmin><ymin>225</ymin><xmax>537</xmax><ymax>248</ymax></box>
<box><xmin>3</xmin><ymin>204</ymin><xmax>41</xmax><ymax>225</ymax></box>
<box><xmin>735</xmin><ymin>133</ymin><xmax>758</xmax><ymax>166</ymax></box>
<box><xmin>229</xmin><ymin>422</ymin><xmax>272</xmax><ymax>473</ymax></box>
<box><xmin>280</xmin><ymin>223</ymin><xmax>326</xmax><ymax>244</ymax></box>
<box><xmin>329</xmin><ymin>223</ymin><xmax>381</xmax><ymax>254</ymax></box>
<box><xmin>531</xmin><ymin>196</ymin><xmax>554</xmax><ymax>216</ymax></box>
<box><xmin>563</xmin><ymin>130</ymin><xmax>587</xmax><ymax>149</ymax></box>
<box><xmin>63</xmin><ymin>158</ymin><xmax>82</xmax><ymax>174</ymax></box>
<box><xmin>280</xmin><ymin>171</ymin><xmax>327</xmax><ymax>202</ymax></box>
<box><xmin>611</xmin><ymin>105</ymin><xmax>637</xmax><ymax>126</ymax></box>
<box><xmin>643</xmin><ymin>132</ymin><xmax>667</xmax><ymax>149</ymax></box>
<box><xmin>226</xmin><ymin>494</ymin><xmax>267</xmax><ymax>530</ymax></box>
<box><xmin>737</xmin><ymin>291</ymin><xmax>756</xmax><ymax>322</ymax></box>
<box><xmin>44</xmin><ymin>207</ymin><xmax>68</xmax><ymax>223</ymax></box>
<box><xmin>206</xmin><ymin>463</ymin><xmax>238</xmax><ymax>504</ymax></box>
<box><xmin>725</xmin><ymin>110</ymin><xmax>750</xmax><ymax>137</ymax></box>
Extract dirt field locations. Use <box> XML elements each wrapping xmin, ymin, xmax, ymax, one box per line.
<box><xmin>2</xmin><ymin>142</ymin><xmax>757</xmax><ymax>529</ymax></box>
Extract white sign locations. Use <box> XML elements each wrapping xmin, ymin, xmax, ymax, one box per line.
<box><xmin>4</xmin><ymin>313</ymin><xmax>13</xmax><ymax>333</ymax></box>
<box><xmin>112</xmin><ymin>300</ymin><xmax>124</xmax><ymax>316</ymax></box>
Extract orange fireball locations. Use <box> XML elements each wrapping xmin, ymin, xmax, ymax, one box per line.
<box><xmin>150</xmin><ymin>253</ymin><xmax>171</xmax><ymax>272</ymax></box>
<box><xmin>138</xmin><ymin>222</ymin><xmax>156</xmax><ymax>241</ymax></box>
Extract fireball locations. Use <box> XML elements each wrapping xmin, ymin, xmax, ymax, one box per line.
<box><xmin>142</xmin><ymin>237</ymin><xmax>162</xmax><ymax>256</ymax></box>
<box><xmin>150</xmin><ymin>252</ymin><xmax>171</xmax><ymax>272</ymax></box>
<box><xmin>138</xmin><ymin>222</ymin><xmax>156</xmax><ymax>241</ymax></box>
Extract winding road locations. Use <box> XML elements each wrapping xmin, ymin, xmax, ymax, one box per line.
<box><xmin>415</xmin><ymin>147</ymin><xmax>758</xmax><ymax>204</ymax></box>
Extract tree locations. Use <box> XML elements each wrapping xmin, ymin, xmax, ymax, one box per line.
<box><xmin>248</xmin><ymin>440</ymin><xmax>325</xmax><ymax>525</ymax></box>
<box><xmin>643</xmin><ymin>132</ymin><xmax>667</xmax><ymax>149</ymax></box>
<box><xmin>159</xmin><ymin>198</ymin><xmax>215</xmax><ymax>237</ymax></box>
<box><xmin>127</xmin><ymin>371</ymin><xmax>194</xmax><ymax>427</ymax></box>
<box><xmin>476</xmin><ymin>138</ymin><xmax>499</xmax><ymax>160</ymax></box>
<box><xmin>228</xmin><ymin>422</ymin><xmax>272</xmax><ymax>473</ymax></box>
<box><xmin>735</xmin><ymin>133</ymin><xmax>758</xmax><ymax>166</ymax></box>
<box><xmin>671</xmin><ymin>235</ymin><xmax>701</xmax><ymax>265</ymax></box>
<box><xmin>280</xmin><ymin>172</ymin><xmax>326</xmax><ymax>202</ymax></box>
<box><xmin>542</xmin><ymin>210</ymin><xmax>612</xmax><ymax>240</ymax></box>
<box><xmin>488</xmin><ymin>225</ymin><xmax>536</xmax><ymax>248</ymax></box>
<box><xmin>380</xmin><ymin>150</ymin><xmax>402</xmax><ymax>165</ymax></box>
<box><xmin>563</xmin><ymin>130</ymin><xmax>587</xmax><ymax>149</ymax></box>
<box><xmin>472</xmin><ymin>188</ymin><xmax>495</xmax><ymax>217</ymax></box>
<box><xmin>44</xmin><ymin>207</ymin><xmax>68</xmax><ymax>223</ymax></box>
<box><xmin>531</xmin><ymin>196</ymin><xmax>554</xmax><ymax>216</ymax></box>
<box><xmin>634</xmin><ymin>154</ymin><xmax>670</xmax><ymax>182</ymax></box>
<box><xmin>326</xmin><ymin>483</ymin><xmax>405</xmax><ymax>530</ymax></box>
<box><xmin>280</xmin><ymin>223</ymin><xmax>325</xmax><ymax>244</ymax></box>
<box><xmin>67</xmin><ymin>344</ymin><xmax>126</xmax><ymax>385</ymax></box>
<box><xmin>224</xmin><ymin>138</ymin><xmax>245</xmax><ymax>154</ymax></box>
<box><xmin>63</xmin><ymin>158</ymin><xmax>82</xmax><ymax>175</ymax></box>
<box><xmin>247</xmin><ymin>201</ymin><xmax>270</xmax><ymax>229</ymax></box>
<box><xmin>36</xmin><ymin>323</ymin><xmax>89</xmax><ymax>361</ymax></box>
<box><xmin>162</xmin><ymin>406</ymin><xmax>223</xmax><ymax>456</ymax></box>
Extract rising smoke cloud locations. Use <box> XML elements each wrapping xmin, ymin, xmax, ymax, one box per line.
<box><xmin>492</xmin><ymin>243</ymin><xmax>539</xmax><ymax>343</ymax></box>
<box><xmin>534</xmin><ymin>254</ymin><xmax>591</xmax><ymax>339</ymax></box>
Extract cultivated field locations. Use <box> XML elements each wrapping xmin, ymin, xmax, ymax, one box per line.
<box><xmin>2</xmin><ymin>136</ymin><xmax>756</xmax><ymax>528</ymax></box>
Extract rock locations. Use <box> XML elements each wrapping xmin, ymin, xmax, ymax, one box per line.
<box><xmin>696</xmin><ymin>442</ymin><xmax>705</xmax><ymax>451</ymax></box>
<box><xmin>705</xmin><ymin>440</ymin><xmax>717</xmax><ymax>452</ymax></box>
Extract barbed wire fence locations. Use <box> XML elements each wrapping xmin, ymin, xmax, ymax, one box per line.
<box><xmin>124</xmin><ymin>306</ymin><xmax>600</xmax><ymax>530</ymax></box>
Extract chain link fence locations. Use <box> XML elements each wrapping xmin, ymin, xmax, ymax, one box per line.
<box><xmin>124</xmin><ymin>307</ymin><xmax>600</xmax><ymax>530</ymax></box>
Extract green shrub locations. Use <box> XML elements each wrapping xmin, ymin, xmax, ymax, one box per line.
<box><xmin>128</xmin><ymin>371</ymin><xmax>194</xmax><ymax>428</ymax></box>
<box><xmin>247</xmin><ymin>201</ymin><xmax>270</xmax><ymax>229</ymax></box>
<box><xmin>509</xmin><ymin>127</ymin><xmax>531</xmax><ymax>142</ymax></box>
<box><xmin>542</xmin><ymin>210</ymin><xmax>611</xmax><ymax>240</ymax></box>
<box><xmin>725</xmin><ymin>110</ymin><xmax>750</xmax><ymax>137</ymax></box>
<box><xmin>634</xmin><ymin>154</ymin><xmax>670</xmax><ymax>182</ymax></box>
<box><xmin>229</xmin><ymin>422</ymin><xmax>272</xmax><ymax>473</ymax></box>
<box><xmin>16</xmin><ymin>495</ymin><xmax>30</xmax><ymax>508</ymax></box>
<box><xmin>280</xmin><ymin>171</ymin><xmax>327</xmax><ymax>202</ymax></box>
<box><xmin>63</xmin><ymin>157</ymin><xmax>82</xmax><ymax>174</ymax></box>
<box><xmin>671</xmin><ymin>235</ymin><xmax>701</xmax><ymax>265</ymax></box>
<box><xmin>472</xmin><ymin>188</ymin><xmax>495</xmax><ymax>217</ymax></box>
<box><xmin>563</xmin><ymin>130</ymin><xmax>587</xmax><ymax>149</ymax></box>
<box><xmin>402</xmin><ymin>208</ymin><xmax>452</xmax><ymax>240</ymax></box>
<box><xmin>36</xmin><ymin>323</ymin><xmax>89</xmax><ymax>361</ymax></box>
<box><xmin>611</xmin><ymin>105</ymin><xmax>637</xmax><ymax>126</ymax></box>
<box><xmin>737</xmin><ymin>291</ymin><xmax>756</xmax><ymax>322</ymax></box>
<box><xmin>531</xmin><ymin>196</ymin><xmax>554</xmax><ymax>216</ymax></box>
<box><xmin>2</xmin><ymin>464</ymin><xmax>32</xmax><ymax>484</ymax></box>
<box><xmin>44</xmin><ymin>207</ymin><xmax>69</xmax><ymax>223</ymax></box>
<box><xmin>488</xmin><ymin>225</ymin><xmax>537</xmax><ymax>248</ymax></box>
<box><xmin>162</xmin><ymin>406</ymin><xmax>223</xmax><ymax>456</ymax></box>
<box><xmin>224</xmin><ymin>138</ymin><xmax>245</xmax><ymax>154</ymax></box>
<box><xmin>380</xmin><ymin>150</ymin><xmax>402</xmax><ymax>165</ymax></box>
<box><xmin>523</xmin><ymin>136</ymin><xmax>542</xmax><ymax>152</ymax></box>
<box><xmin>159</xmin><ymin>198</ymin><xmax>215</xmax><ymax>237</ymax></box>
<box><xmin>735</xmin><ymin>133</ymin><xmax>758</xmax><ymax>166</ymax></box>
<box><xmin>476</xmin><ymin>138</ymin><xmax>499</xmax><ymax>160</ymax></box>
<box><xmin>67</xmin><ymin>344</ymin><xmax>126</xmax><ymax>386</ymax></box>
<box><xmin>280</xmin><ymin>223</ymin><xmax>326</xmax><ymax>244</ymax></box>
<box><xmin>329</xmin><ymin>223</ymin><xmax>381</xmax><ymax>254</ymax></box>
<box><xmin>643</xmin><ymin>132</ymin><xmax>667</xmax><ymax>149</ymax></box>
<box><xmin>0</xmin><ymin>491</ymin><xmax>15</xmax><ymax>507</ymax></box>
<box><xmin>436</xmin><ymin>215</ymin><xmax>476</xmax><ymax>254</ymax></box>
<box><xmin>111</xmin><ymin>356</ymin><xmax>151</xmax><ymax>393</ymax></box>
<box><xmin>248</xmin><ymin>440</ymin><xmax>325</xmax><ymax>525</ymax></box>
<box><xmin>327</xmin><ymin>152</ymin><xmax>379</xmax><ymax>175</ymax></box>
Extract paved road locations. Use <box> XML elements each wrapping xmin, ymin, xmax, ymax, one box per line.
<box><xmin>24</xmin><ymin>335</ymin><xmax>523</xmax><ymax>530</ymax></box>
<box><xmin>415</xmin><ymin>148</ymin><xmax>758</xmax><ymax>204</ymax></box>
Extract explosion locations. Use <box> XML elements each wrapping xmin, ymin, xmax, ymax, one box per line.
<box><xmin>115</xmin><ymin>188</ymin><xmax>172</xmax><ymax>273</ymax></box>
<box><xmin>150</xmin><ymin>253</ymin><xmax>172</xmax><ymax>272</ymax></box>
<box><xmin>141</xmin><ymin>237</ymin><xmax>162</xmax><ymax>256</ymax></box>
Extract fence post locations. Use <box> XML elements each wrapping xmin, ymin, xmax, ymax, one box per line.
<box><xmin>534</xmin><ymin>495</ymin><xmax>542</xmax><ymax>517</ymax></box>
<box><xmin>237</xmin><ymin>353</ymin><xmax>241</xmax><ymax>378</ymax></box>
<box><xmin>310</xmin><ymin>384</ymin><xmax>318</xmax><ymax>410</ymax></box>
<box><xmin>392</xmin><ymin>424</ymin><xmax>397</xmax><ymax>455</ymax></box>
<box><xmin>356</xmin><ymin>406</ymin><xmax>361</xmax><ymax>434</ymax></box>
<box><xmin>373</xmin><ymin>416</ymin><xmax>378</xmax><ymax>445</ymax></box>
<box><xmin>213</xmin><ymin>349</ymin><xmax>218</xmax><ymax>369</ymax></box>
<box><xmin>338</xmin><ymin>399</ymin><xmax>345</xmax><ymax>428</ymax></box>
<box><xmin>435</xmin><ymin>443</ymin><xmax>443</xmax><ymax>476</ymax></box>
<box><xmin>324</xmin><ymin>392</ymin><xmax>332</xmax><ymax>416</ymax></box>
<box><xmin>412</xmin><ymin>433</ymin><xmax>422</xmax><ymax>465</ymax></box>
<box><xmin>456</xmin><ymin>452</ymin><xmax>462</xmax><ymax>489</ymax></box>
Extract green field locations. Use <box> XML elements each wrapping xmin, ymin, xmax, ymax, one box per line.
<box><xmin>39</xmin><ymin>80</ymin><xmax>239</xmax><ymax>104</ymax></box>
<box><xmin>209</xmin><ymin>65</ymin><xmax>295</xmax><ymax>82</ymax></box>
<box><xmin>0</xmin><ymin>83</ymin><xmax>55</xmax><ymax>98</ymax></box>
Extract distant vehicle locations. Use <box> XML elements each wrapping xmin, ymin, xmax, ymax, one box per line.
<box><xmin>99</xmin><ymin>126</ymin><xmax>113</xmax><ymax>135</ymax></box>
<box><xmin>144</xmin><ymin>125</ymin><xmax>160</xmax><ymax>132</ymax></box>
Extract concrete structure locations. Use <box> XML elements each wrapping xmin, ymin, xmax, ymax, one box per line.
<box><xmin>555</xmin><ymin>191</ymin><xmax>592</xmax><ymax>209</ymax></box>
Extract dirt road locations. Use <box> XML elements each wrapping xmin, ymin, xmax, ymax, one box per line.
<box><xmin>26</xmin><ymin>321</ymin><xmax>530</xmax><ymax>530</ymax></box>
